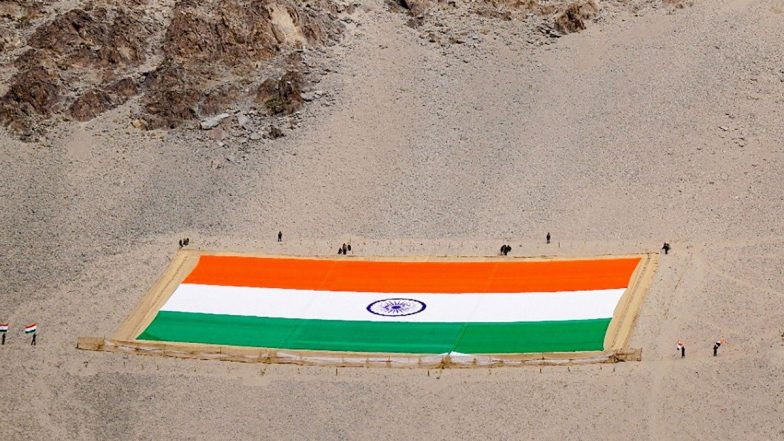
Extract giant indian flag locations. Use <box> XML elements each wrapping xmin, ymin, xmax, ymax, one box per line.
<box><xmin>137</xmin><ymin>256</ymin><xmax>641</xmax><ymax>354</ymax></box>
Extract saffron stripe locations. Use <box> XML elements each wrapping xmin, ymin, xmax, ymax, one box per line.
<box><xmin>183</xmin><ymin>256</ymin><xmax>641</xmax><ymax>293</ymax></box>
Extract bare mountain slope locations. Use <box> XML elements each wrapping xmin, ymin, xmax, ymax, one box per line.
<box><xmin>0</xmin><ymin>0</ymin><xmax>660</xmax><ymax>140</ymax></box>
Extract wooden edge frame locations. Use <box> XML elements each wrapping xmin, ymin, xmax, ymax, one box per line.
<box><xmin>77</xmin><ymin>337</ymin><xmax>643</xmax><ymax>368</ymax></box>
<box><xmin>89</xmin><ymin>250</ymin><xmax>657</xmax><ymax>368</ymax></box>
<box><xmin>604</xmin><ymin>253</ymin><xmax>658</xmax><ymax>351</ymax></box>
<box><xmin>112</xmin><ymin>250</ymin><xmax>199</xmax><ymax>340</ymax></box>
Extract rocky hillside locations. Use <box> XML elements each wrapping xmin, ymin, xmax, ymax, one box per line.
<box><xmin>0</xmin><ymin>0</ymin><xmax>343</xmax><ymax>140</ymax></box>
<box><xmin>0</xmin><ymin>0</ymin><xmax>682</xmax><ymax>141</ymax></box>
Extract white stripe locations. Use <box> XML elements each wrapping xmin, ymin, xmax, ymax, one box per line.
<box><xmin>160</xmin><ymin>284</ymin><xmax>625</xmax><ymax>323</ymax></box>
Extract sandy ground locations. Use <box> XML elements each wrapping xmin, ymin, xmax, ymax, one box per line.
<box><xmin>1</xmin><ymin>0</ymin><xmax>784</xmax><ymax>439</ymax></box>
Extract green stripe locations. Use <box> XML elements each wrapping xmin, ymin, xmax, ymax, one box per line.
<box><xmin>138</xmin><ymin>311</ymin><xmax>611</xmax><ymax>354</ymax></box>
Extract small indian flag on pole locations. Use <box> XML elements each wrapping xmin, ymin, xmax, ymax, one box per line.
<box><xmin>24</xmin><ymin>323</ymin><xmax>37</xmax><ymax>334</ymax></box>
<box><xmin>0</xmin><ymin>323</ymin><xmax>8</xmax><ymax>333</ymax></box>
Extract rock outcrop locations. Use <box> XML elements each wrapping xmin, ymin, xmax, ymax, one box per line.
<box><xmin>0</xmin><ymin>0</ymin><xmax>343</xmax><ymax>140</ymax></box>
<box><xmin>553</xmin><ymin>1</ymin><xmax>598</xmax><ymax>34</ymax></box>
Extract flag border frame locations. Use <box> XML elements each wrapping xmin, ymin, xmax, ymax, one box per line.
<box><xmin>81</xmin><ymin>250</ymin><xmax>658</xmax><ymax>367</ymax></box>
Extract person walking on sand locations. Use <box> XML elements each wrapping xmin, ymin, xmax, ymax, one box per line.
<box><xmin>278</xmin><ymin>231</ymin><xmax>283</xmax><ymax>242</ymax></box>
<box><xmin>662</xmin><ymin>242</ymin><xmax>671</xmax><ymax>255</ymax></box>
<box><xmin>676</xmin><ymin>340</ymin><xmax>685</xmax><ymax>358</ymax></box>
<box><xmin>546</xmin><ymin>232</ymin><xmax>551</xmax><ymax>244</ymax></box>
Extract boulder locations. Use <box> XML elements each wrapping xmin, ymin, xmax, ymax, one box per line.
<box><xmin>200</xmin><ymin>113</ymin><xmax>231</xmax><ymax>130</ymax></box>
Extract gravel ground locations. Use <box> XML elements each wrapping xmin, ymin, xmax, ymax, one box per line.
<box><xmin>1</xmin><ymin>0</ymin><xmax>783</xmax><ymax>439</ymax></box>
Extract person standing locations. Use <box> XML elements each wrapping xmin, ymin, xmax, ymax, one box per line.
<box><xmin>0</xmin><ymin>322</ymin><xmax>8</xmax><ymax>345</ymax></box>
<box><xmin>546</xmin><ymin>232</ymin><xmax>551</xmax><ymax>244</ymax></box>
<box><xmin>662</xmin><ymin>242</ymin><xmax>671</xmax><ymax>254</ymax></box>
<box><xmin>713</xmin><ymin>338</ymin><xmax>724</xmax><ymax>356</ymax></box>
<box><xmin>277</xmin><ymin>231</ymin><xmax>283</xmax><ymax>242</ymax></box>
<box><xmin>25</xmin><ymin>323</ymin><xmax>37</xmax><ymax>346</ymax></box>
<box><xmin>676</xmin><ymin>340</ymin><xmax>685</xmax><ymax>358</ymax></box>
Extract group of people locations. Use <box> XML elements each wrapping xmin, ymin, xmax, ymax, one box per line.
<box><xmin>499</xmin><ymin>233</ymin><xmax>554</xmax><ymax>256</ymax></box>
<box><xmin>184</xmin><ymin>231</ymin><xmax>675</xmax><ymax>260</ymax></box>
<box><xmin>180</xmin><ymin>233</ymin><xmax>361</xmax><ymax>255</ymax></box>
<box><xmin>0</xmin><ymin>324</ymin><xmax>37</xmax><ymax>346</ymax></box>
<box><xmin>183</xmin><ymin>232</ymin><xmax>673</xmax><ymax>259</ymax></box>
<box><xmin>676</xmin><ymin>338</ymin><xmax>725</xmax><ymax>358</ymax></box>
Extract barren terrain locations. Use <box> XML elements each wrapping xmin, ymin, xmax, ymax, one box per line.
<box><xmin>1</xmin><ymin>0</ymin><xmax>783</xmax><ymax>439</ymax></box>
